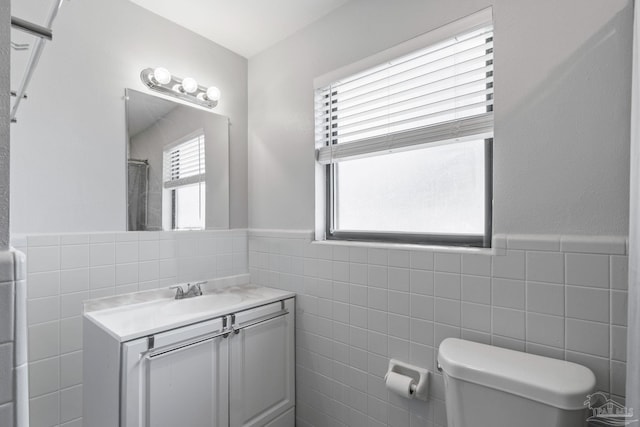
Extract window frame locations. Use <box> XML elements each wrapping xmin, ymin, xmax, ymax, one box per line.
<box><xmin>162</xmin><ymin>130</ymin><xmax>206</xmax><ymax>231</ymax></box>
<box><xmin>315</xmin><ymin>8</ymin><xmax>494</xmax><ymax>248</ymax></box>
<box><xmin>324</xmin><ymin>138</ymin><xmax>492</xmax><ymax>248</ymax></box>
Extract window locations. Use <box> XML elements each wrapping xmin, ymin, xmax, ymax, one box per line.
<box><xmin>162</xmin><ymin>132</ymin><xmax>206</xmax><ymax>230</ymax></box>
<box><xmin>315</xmin><ymin>9</ymin><xmax>493</xmax><ymax>247</ymax></box>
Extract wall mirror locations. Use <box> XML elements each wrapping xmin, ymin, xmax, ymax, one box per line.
<box><xmin>125</xmin><ymin>88</ymin><xmax>230</xmax><ymax>231</ymax></box>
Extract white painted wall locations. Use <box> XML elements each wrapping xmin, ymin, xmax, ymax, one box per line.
<box><xmin>10</xmin><ymin>0</ymin><xmax>248</xmax><ymax>234</ymax></box>
<box><xmin>248</xmin><ymin>0</ymin><xmax>633</xmax><ymax>236</ymax></box>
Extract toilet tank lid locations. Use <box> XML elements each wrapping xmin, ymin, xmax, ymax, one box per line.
<box><xmin>437</xmin><ymin>338</ymin><xmax>596</xmax><ymax>410</ymax></box>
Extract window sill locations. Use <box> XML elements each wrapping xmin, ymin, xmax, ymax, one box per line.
<box><xmin>312</xmin><ymin>238</ymin><xmax>500</xmax><ymax>256</ymax></box>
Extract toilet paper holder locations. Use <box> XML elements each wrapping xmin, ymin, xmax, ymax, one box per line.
<box><xmin>385</xmin><ymin>359</ymin><xmax>429</xmax><ymax>401</ymax></box>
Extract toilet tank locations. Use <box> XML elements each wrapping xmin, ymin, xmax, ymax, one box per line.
<box><xmin>437</xmin><ymin>338</ymin><xmax>596</xmax><ymax>427</ymax></box>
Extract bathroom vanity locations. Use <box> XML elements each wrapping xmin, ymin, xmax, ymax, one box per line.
<box><xmin>83</xmin><ymin>284</ymin><xmax>295</xmax><ymax>427</ymax></box>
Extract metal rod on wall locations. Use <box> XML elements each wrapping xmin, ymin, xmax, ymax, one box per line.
<box><xmin>10</xmin><ymin>16</ymin><xmax>53</xmax><ymax>40</ymax></box>
<box><xmin>10</xmin><ymin>0</ymin><xmax>65</xmax><ymax>123</ymax></box>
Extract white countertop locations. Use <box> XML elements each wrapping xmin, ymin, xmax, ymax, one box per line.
<box><xmin>84</xmin><ymin>284</ymin><xmax>295</xmax><ymax>342</ymax></box>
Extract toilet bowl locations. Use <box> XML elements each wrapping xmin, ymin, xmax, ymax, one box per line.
<box><xmin>437</xmin><ymin>338</ymin><xmax>596</xmax><ymax>427</ymax></box>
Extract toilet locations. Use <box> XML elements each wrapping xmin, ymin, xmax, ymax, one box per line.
<box><xmin>437</xmin><ymin>338</ymin><xmax>596</xmax><ymax>427</ymax></box>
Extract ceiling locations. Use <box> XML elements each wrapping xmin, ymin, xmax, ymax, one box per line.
<box><xmin>128</xmin><ymin>0</ymin><xmax>351</xmax><ymax>58</ymax></box>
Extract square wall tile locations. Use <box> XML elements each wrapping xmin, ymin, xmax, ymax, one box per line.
<box><xmin>27</xmin><ymin>271</ymin><xmax>60</xmax><ymax>299</ymax></box>
<box><xmin>115</xmin><ymin>241</ymin><xmax>138</xmax><ymax>264</ymax></box>
<box><xmin>611</xmin><ymin>326</ymin><xmax>626</xmax><ymax>362</ymax></box>
<box><xmin>410</xmin><ymin>295</ymin><xmax>434</xmax><ymax>321</ymax></box>
<box><xmin>565</xmin><ymin>286</ymin><xmax>609</xmax><ymax>323</ymax></box>
<box><xmin>60</xmin><ymin>292</ymin><xmax>87</xmax><ymax>319</ymax></box>
<box><xmin>60</xmin><ymin>317</ymin><xmax>82</xmax><ymax>354</ymax></box>
<box><xmin>28</xmin><ymin>357</ymin><xmax>59</xmax><ymax>398</ymax></box>
<box><xmin>566</xmin><ymin>253</ymin><xmax>609</xmax><ymax>288</ymax></box>
<box><xmin>461</xmin><ymin>254</ymin><xmax>491</xmax><ymax>277</ymax></box>
<box><xmin>0</xmin><ymin>403</ymin><xmax>13</xmax><ymax>427</ymax></box>
<box><xmin>492</xmin><ymin>308</ymin><xmax>525</xmax><ymax>340</ymax></box>
<box><xmin>434</xmin><ymin>273</ymin><xmax>461</xmax><ymax>300</ymax></box>
<box><xmin>89</xmin><ymin>266</ymin><xmax>115</xmax><ymax>289</ymax></box>
<box><xmin>29</xmin><ymin>391</ymin><xmax>59</xmax><ymax>427</ymax></box>
<box><xmin>492</xmin><ymin>278</ymin><xmax>525</xmax><ymax>310</ymax></box>
<box><xmin>410</xmin><ymin>251</ymin><xmax>433</xmax><ymax>270</ymax></box>
<box><xmin>526</xmin><ymin>251</ymin><xmax>564</xmax><ymax>284</ymax></box>
<box><xmin>388</xmin><ymin>267</ymin><xmax>410</xmax><ymax>292</ymax></box>
<box><xmin>526</xmin><ymin>282</ymin><xmax>564</xmax><ymax>316</ymax></box>
<box><xmin>461</xmin><ymin>302</ymin><xmax>491</xmax><ymax>333</ymax></box>
<box><xmin>611</xmin><ymin>291</ymin><xmax>628</xmax><ymax>326</ymax></box>
<box><xmin>28</xmin><ymin>321</ymin><xmax>59</xmax><ymax>362</ymax></box>
<box><xmin>610</xmin><ymin>361</ymin><xmax>626</xmax><ymax>396</ymax></box>
<box><xmin>565</xmin><ymin>318</ymin><xmax>609</xmax><ymax>358</ymax></box>
<box><xmin>492</xmin><ymin>251</ymin><xmax>525</xmax><ymax>280</ymax></box>
<box><xmin>434</xmin><ymin>253</ymin><xmax>460</xmax><ymax>273</ymax></box>
<box><xmin>0</xmin><ymin>282</ymin><xmax>14</xmax><ymax>343</ymax></box>
<box><xmin>410</xmin><ymin>318</ymin><xmax>434</xmax><ymax>346</ymax></box>
<box><xmin>434</xmin><ymin>298</ymin><xmax>460</xmax><ymax>327</ymax></box>
<box><xmin>60</xmin><ymin>385</ymin><xmax>82</xmax><ymax>423</ymax></box>
<box><xmin>89</xmin><ymin>243</ymin><xmax>115</xmax><ymax>267</ymax></box>
<box><xmin>368</xmin><ymin>288</ymin><xmax>388</xmax><ymax>311</ymax></box>
<box><xmin>0</xmin><ymin>343</ymin><xmax>13</xmax><ymax>404</ymax></box>
<box><xmin>60</xmin><ymin>351</ymin><xmax>83</xmax><ymax>389</ymax></box>
<box><xmin>368</xmin><ymin>266</ymin><xmax>388</xmax><ymax>288</ymax></box>
<box><xmin>59</xmin><ymin>269</ymin><xmax>87</xmax><ymax>294</ymax></box>
<box><xmin>388</xmin><ymin>250</ymin><xmax>409</xmax><ymax>268</ymax></box>
<box><xmin>388</xmin><ymin>291</ymin><xmax>409</xmax><ymax>315</ymax></box>
<box><xmin>461</xmin><ymin>275</ymin><xmax>491</xmax><ymax>305</ymax></box>
<box><xmin>410</xmin><ymin>270</ymin><xmax>433</xmax><ymax>296</ymax></box>
<box><xmin>368</xmin><ymin>249</ymin><xmax>387</xmax><ymax>266</ymax></box>
<box><xmin>27</xmin><ymin>296</ymin><xmax>59</xmax><ymax>325</ymax></box>
<box><xmin>526</xmin><ymin>313</ymin><xmax>564</xmax><ymax>348</ymax></box>
<box><xmin>610</xmin><ymin>256</ymin><xmax>628</xmax><ymax>290</ymax></box>
<box><xmin>60</xmin><ymin>245</ymin><xmax>89</xmax><ymax>270</ymax></box>
<box><xmin>27</xmin><ymin>246</ymin><xmax>60</xmax><ymax>273</ymax></box>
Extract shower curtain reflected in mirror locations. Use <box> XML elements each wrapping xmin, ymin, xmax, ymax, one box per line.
<box><xmin>128</xmin><ymin>160</ymin><xmax>149</xmax><ymax>231</ymax></box>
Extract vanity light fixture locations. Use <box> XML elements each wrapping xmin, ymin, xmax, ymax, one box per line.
<box><xmin>140</xmin><ymin>67</ymin><xmax>221</xmax><ymax>109</ymax></box>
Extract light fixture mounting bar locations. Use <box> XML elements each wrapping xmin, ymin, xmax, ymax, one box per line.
<box><xmin>140</xmin><ymin>68</ymin><xmax>219</xmax><ymax>109</ymax></box>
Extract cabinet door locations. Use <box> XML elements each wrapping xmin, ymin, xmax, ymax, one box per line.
<box><xmin>121</xmin><ymin>317</ymin><xmax>229</xmax><ymax>427</ymax></box>
<box><xmin>229</xmin><ymin>299</ymin><xmax>295</xmax><ymax>427</ymax></box>
<box><xmin>147</xmin><ymin>335</ymin><xmax>229</xmax><ymax>427</ymax></box>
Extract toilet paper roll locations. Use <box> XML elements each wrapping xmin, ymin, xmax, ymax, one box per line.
<box><xmin>385</xmin><ymin>371</ymin><xmax>416</xmax><ymax>399</ymax></box>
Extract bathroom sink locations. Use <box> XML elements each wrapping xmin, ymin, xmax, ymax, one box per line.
<box><xmin>160</xmin><ymin>293</ymin><xmax>243</xmax><ymax>316</ymax></box>
<box><xmin>84</xmin><ymin>284</ymin><xmax>295</xmax><ymax>342</ymax></box>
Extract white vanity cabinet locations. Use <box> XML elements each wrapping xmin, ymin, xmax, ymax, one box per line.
<box><xmin>83</xmin><ymin>286</ymin><xmax>295</xmax><ymax>427</ymax></box>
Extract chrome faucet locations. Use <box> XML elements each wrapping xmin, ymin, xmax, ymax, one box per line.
<box><xmin>170</xmin><ymin>281</ymin><xmax>206</xmax><ymax>300</ymax></box>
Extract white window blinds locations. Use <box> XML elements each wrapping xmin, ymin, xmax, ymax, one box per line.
<box><xmin>315</xmin><ymin>24</ymin><xmax>493</xmax><ymax>165</ymax></box>
<box><xmin>163</xmin><ymin>133</ymin><xmax>206</xmax><ymax>189</ymax></box>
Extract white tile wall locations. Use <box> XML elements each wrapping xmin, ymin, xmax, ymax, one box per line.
<box><xmin>12</xmin><ymin>229</ymin><xmax>248</xmax><ymax>427</ymax></box>
<box><xmin>249</xmin><ymin>231</ymin><xmax>628</xmax><ymax>427</ymax></box>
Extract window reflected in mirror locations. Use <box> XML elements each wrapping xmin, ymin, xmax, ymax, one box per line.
<box><xmin>125</xmin><ymin>88</ymin><xmax>230</xmax><ymax>231</ymax></box>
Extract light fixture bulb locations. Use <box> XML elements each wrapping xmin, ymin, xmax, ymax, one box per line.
<box><xmin>153</xmin><ymin>67</ymin><xmax>171</xmax><ymax>85</ymax></box>
<box><xmin>181</xmin><ymin>77</ymin><xmax>198</xmax><ymax>94</ymax></box>
<box><xmin>205</xmin><ymin>86</ymin><xmax>221</xmax><ymax>102</ymax></box>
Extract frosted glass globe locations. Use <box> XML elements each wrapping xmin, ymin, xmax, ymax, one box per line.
<box><xmin>206</xmin><ymin>86</ymin><xmax>221</xmax><ymax>102</ymax></box>
<box><xmin>153</xmin><ymin>67</ymin><xmax>171</xmax><ymax>85</ymax></box>
<box><xmin>181</xmin><ymin>77</ymin><xmax>198</xmax><ymax>94</ymax></box>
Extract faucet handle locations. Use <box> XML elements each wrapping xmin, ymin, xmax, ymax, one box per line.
<box><xmin>170</xmin><ymin>285</ymin><xmax>185</xmax><ymax>298</ymax></box>
<box><xmin>188</xmin><ymin>281</ymin><xmax>205</xmax><ymax>295</ymax></box>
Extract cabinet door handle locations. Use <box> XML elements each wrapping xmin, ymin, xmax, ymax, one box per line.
<box><xmin>145</xmin><ymin>330</ymin><xmax>226</xmax><ymax>360</ymax></box>
<box><xmin>233</xmin><ymin>308</ymin><xmax>289</xmax><ymax>333</ymax></box>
